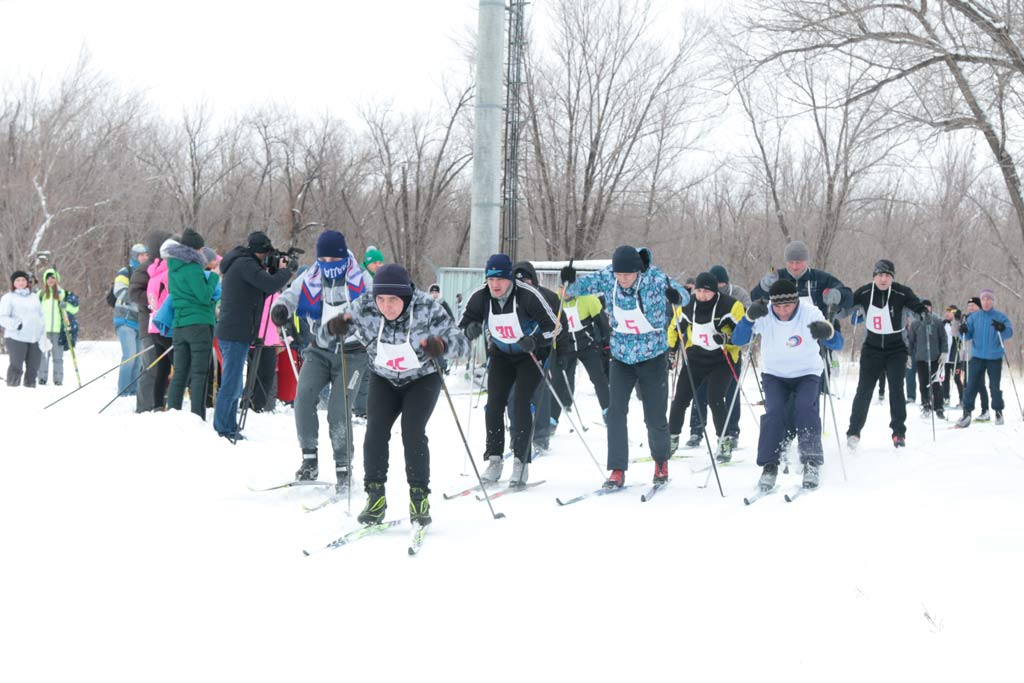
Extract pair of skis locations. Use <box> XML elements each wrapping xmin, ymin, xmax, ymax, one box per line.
<box><xmin>742</xmin><ymin>484</ymin><xmax>816</xmax><ymax>505</ymax></box>
<box><xmin>555</xmin><ymin>479</ymin><xmax>669</xmax><ymax>506</ymax></box>
<box><xmin>303</xmin><ymin>520</ymin><xmax>429</xmax><ymax>556</ymax></box>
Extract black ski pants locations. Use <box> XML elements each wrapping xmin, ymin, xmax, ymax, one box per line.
<box><xmin>363</xmin><ymin>371</ymin><xmax>441</xmax><ymax>491</ymax></box>
<box><xmin>916</xmin><ymin>358</ymin><xmax>943</xmax><ymax>413</ymax></box>
<box><xmin>669</xmin><ymin>355</ymin><xmax>732</xmax><ymax>438</ymax></box>
<box><xmin>848</xmin><ymin>344</ymin><xmax>909</xmax><ymax>438</ymax></box>
<box><xmin>486</xmin><ymin>350</ymin><xmax>545</xmax><ymax>463</ymax></box>
<box><xmin>606</xmin><ymin>353</ymin><xmax>670</xmax><ymax>470</ymax></box>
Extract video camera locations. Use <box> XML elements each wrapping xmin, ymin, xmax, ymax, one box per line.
<box><xmin>263</xmin><ymin>246</ymin><xmax>304</xmax><ymax>274</ymax></box>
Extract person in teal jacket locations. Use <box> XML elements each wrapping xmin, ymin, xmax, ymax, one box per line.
<box><xmin>956</xmin><ymin>288</ymin><xmax>1014</xmax><ymax>428</ymax></box>
<box><xmin>166</xmin><ymin>229</ymin><xmax>220</xmax><ymax>420</ymax></box>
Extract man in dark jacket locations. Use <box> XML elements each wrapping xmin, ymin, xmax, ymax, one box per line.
<box><xmin>907</xmin><ymin>299</ymin><xmax>947</xmax><ymax>418</ymax></box>
<box><xmin>750</xmin><ymin>240</ymin><xmax>853</xmax><ymax>317</ymax></box>
<box><xmin>129</xmin><ymin>229</ymin><xmax>171</xmax><ymax>413</ymax></box>
<box><xmin>212</xmin><ymin>231</ymin><xmax>294</xmax><ymax>439</ymax></box>
<box><xmin>846</xmin><ymin>259</ymin><xmax>928</xmax><ymax>448</ymax></box>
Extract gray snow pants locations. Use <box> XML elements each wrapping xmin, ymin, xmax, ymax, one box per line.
<box><xmin>294</xmin><ymin>345</ymin><xmax>367</xmax><ymax>467</ymax></box>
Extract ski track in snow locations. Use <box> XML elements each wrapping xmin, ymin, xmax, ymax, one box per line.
<box><xmin>3</xmin><ymin>342</ymin><xmax>1022</xmax><ymax>681</ymax></box>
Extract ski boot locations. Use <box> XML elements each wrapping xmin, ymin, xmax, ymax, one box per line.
<box><xmin>358</xmin><ymin>482</ymin><xmax>387</xmax><ymax>525</ymax></box>
<box><xmin>37</xmin><ymin>378</ymin><xmax>47</xmax><ymax>386</ymax></box>
<box><xmin>653</xmin><ymin>460</ymin><xmax>668</xmax><ymax>484</ymax></box>
<box><xmin>409</xmin><ymin>486</ymin><xmax>431</xmax><ymax>526</ymax></box>
<box><xmin>669</xmin><ymin>434</ymin><xmax>679</xmax><ymax>455</ymax></box>
<box><xmin>295</xmin><ymin>451</ymin><xmax>319</xmax><ymax>481</ymax></box>
<box><xmin>955</xmin><ymin>411</ymin><xmax>972</xmax><ymax>429</ymax></box>
<box><xmin>846</xmin><ymin>434</ymin><xmax>860</xmax><ymax>450</ymax></box>
<box><xmin>758</xmin><ymin>463</ymin><xmax>778</xmax><ymax>492</ymax></box>
<box><xmin>802</xmin><ymin>463</ymin><xmax>820</xmax><ymax>489</ymax></box>
<box><xmin>995</xmin><ymin>410</ymin><xmax>1004</xmax><ymax>426</ymax></box>
<box><xmin>510</xmin><ymin>458</ymin><xmax>529</xmax><ymax>488</ymax></box>
<box><xmin>481</xmin><ymin>455</ymin><xmax>503</xmax><ymax>484</ymax></box>
<box><xmin>685</xmin><ymin>433</ymin><xmax>702</xmax><ymax>449</ymax></box>
<box><xmin>892</xmin><ymin>434</ymin><xmax>906</xmax><ymax>448</ymax></box>
<box><xmin>716</xmin><ymin>435</ymin><xmax>735</xmax><ymax>463</ymax></box>
<box><xmin>335</xmin><ymin>465</ymin><xmax>350</xmax><ymax>494</ymax></box>
<box><xmin>602</xmin><ymin>469</ymin><xmax>625</xmax><ymax>489</ymax></box>
<box><xmin>976</xmin><ymin>410</ymin><xmax>991</xmax><ymax>422</ymax></box>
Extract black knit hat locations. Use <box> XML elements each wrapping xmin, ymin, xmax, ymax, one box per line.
<box><xmin>873</xmin><ymin>259</ymin><xmax>895</xmax><ymax>277</ymax></box>
<box><xmin>769</xmin><ymin>279</ymin><xmax>799</xmax><ymax>305</ymax></box>
<box><xmin>611</xmin><ymin>246</ymin><xmax>643</xmax><ymax>273</ymax></box>
<box><xmin>968</xmin><ymin>296</ymin><xmax>982</xmax><ymax>308</ymax></box>
<box><xmin>512</xmin><ymin>261</ymin><xmax>538</xmax><ymax>285</ymax></box>
<box><xmin>181</xmin><ymin>228</ymin><xmax>205</xmax><ymax>250</ymax></box>
<box><xmin>709</xmin><ymin>265</ymin><xmax>729</xmax><ymax>284</ymax></box>
<box><xmin>10</xmin><ymin>270</ymin><xmax>30</xmax><ymax>286</ymax></box>
<box><xmin>694</xmin><ymin>272</ymin><xmax>719</xmax><ymax>292</ymax></box>
<box><xmin>372</xmin><ymin>263</ymin><xmax>413</xmax><ymax>297</ymax></box>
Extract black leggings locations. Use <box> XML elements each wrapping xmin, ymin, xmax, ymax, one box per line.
<box><xmin>363</xmin><ymin>372</ymin><xmax>441</xmax><ymax>490</ymax></box>
<box><xmin>485</xmin><ymin>350</ymin><xmax>545</xmax><ymax>462</ymax></box>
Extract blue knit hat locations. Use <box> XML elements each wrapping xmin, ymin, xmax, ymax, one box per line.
<box><xmin>372</xmin><ymin>263</ymin><xmax>413</xmax><ymax>297</ymax></box>
<box><xmin>316</xmin><ymin>230</ymin><xmax>348</xmax><ymax>259</ymax></box>
<box><xmin>485</xmin><ymin>253</ymin><xmax>513</xmax><ymax>280</ymax></box>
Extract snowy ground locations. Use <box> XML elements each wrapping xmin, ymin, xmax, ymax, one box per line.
<box><xmin>3</xmin><ymin>342</ymin><xmax>1023</xmax><ymax>682</ymax></box>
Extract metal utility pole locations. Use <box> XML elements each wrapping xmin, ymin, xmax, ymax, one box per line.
<box><xmin>500</xmin><ymin>0</ymin><xmax>527</xmax><ymax>262</ymax></box>
<box><xmin>469</xmin><ymin>0</ymin><xmax>505</xmax><ymax>268</ymax></box>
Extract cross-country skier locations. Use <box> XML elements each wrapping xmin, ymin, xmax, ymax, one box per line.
<box><xmin>955</xmin><ymin>289</ymin><xmax>1013</xmax><ymax>428</ymax></box>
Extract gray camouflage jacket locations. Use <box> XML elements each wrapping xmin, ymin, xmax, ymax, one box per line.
<box><xmin>348</xmin><ymin>289</ymin><xmax>470</xmax><ymax>386</ymax></box>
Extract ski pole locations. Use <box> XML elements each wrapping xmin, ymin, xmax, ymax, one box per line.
<box><xmin>750</xmin><ymin>349</ymin><xmax>766</xmax><ymax>405</ymax></box>
<box><xmin>924</xmin><ymin>319</ymin><xmax>937</xmax><ymax>441</ymax></box>
<box><xmin>339</xmin><ymin>341</ymin><xmax>355</xmax><ymax>516</ymax></box>
<box><xmin>673</xmin><ymin>306</ymin><xmax>724</xmax><ymax>497</ymax></box>
<box><xmin>527</xmin><ymin>351</ymin><xmax>605</xmax><ymax>481</ymax></box>
<box><xmin>45</xmin><ymin>344</ymin><xmax>154</xmax><ymax>409</ymax></box>
<box><xmin>462</xmin><ymin>351</ymin><xmax>478</xmax><ymax>476</ymax></box>
<box><xmin>997</xmin><ymin>334</ymin><xmax>1023</xmax><ymax>418</ymax></box>
<box><xmin>819</xmin><ymin>338</ymin><xmax>848</xmax><ymax>482</ymax></box>
<box><xmin>279</xmin><ymin>326</ymin><xmax>300</xmax><ymax>382</ymax></box>
<box><xmin>702</xmin><ymin>352</ymin><xmax>751</xmax><ymax>490</ymax></box>
<box><xmin>59</xmin><ymin>302</ymin><xmax>82</xmax><ymax>387</ymax></box>
<box><xmin>98</xmin><ymin>344</ymin><xmax>174</xmax><ymax>414</ymax></box>
<box><xmin>434</xmin><ymin>359</ymin><xmax>506</xmax><ymax>519</ymax></box>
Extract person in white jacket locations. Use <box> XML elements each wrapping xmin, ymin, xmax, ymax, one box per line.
<box><xmin>0</xmin><ymin>270</ymin><xmax>47</xmax><ymax>387</ymax></box>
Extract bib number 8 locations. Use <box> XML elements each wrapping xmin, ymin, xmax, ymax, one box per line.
<box><xmin>872</xmin><ymin>316</ymin><xmax>883</xmax><ymax>331</ymax></box>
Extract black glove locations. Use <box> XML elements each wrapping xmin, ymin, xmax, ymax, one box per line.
<box><xmin>421</xmin><ymin>336</ymin><xmax>445</xmax><ymax>359</ymax></box>
<box><xmin>639</xmin><ymin>248</ymin><xmax>652</xmax><ymax>273</ymax></box>
<box><xmin>666</xmin><ymin>287</ymin><xmax>681</xmax><ymax>305</ymax></box>
<box><xmin>17</xmin><ymin>322</ymin><xmax>23</xmax><ymax>331</ymax></box>
<box><xmin>326</xmin><ymin>314</ymin><xmax>351</xmax><ymax>337</ymax></box>
<box><xmin>560</xmin><ymin>265</ymin><xmax>576</xmax><ymax>284</ymax></box>
<box><xmin>519</xmin><ymin>334</ymin><xmax>537</xmax><ymax>353</ymax></box>
<box><xmin>711</xmin><ymin>332</ymin><xmax>726</xmax><ymax>346</ymax></box>
<box><xmin>993</xmin><ymin>320</ymin><xmax>1006</xmax><ymax>333</ymax></box>
<box><xmin>270</xmin><ymin>304</ymin><xmax>290</xmax><ymax>327</ymax></box>
<box><xmin>746</xmin><ymin>301</ymin><xmax>769</xmax><ymax>320</ymax></box>
<box><xmin>960</xmin><ymin>322</ymin><xmax>969</xmax><ymax>335</ymax></box>
<box><xmin>463</xmin><ymin>321</ymin><xmax>483</xmax><ymax>341</ymax></box>
<box><xmin>808</xmin><ymin>320</ymin><xmax>833</xmax><ymax>341</ymax></box>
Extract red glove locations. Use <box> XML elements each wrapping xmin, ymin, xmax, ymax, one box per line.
<box><xmin>421</xmin><ymin>336</ymin><xmax>445</xmax><ymax>358</ymax></box>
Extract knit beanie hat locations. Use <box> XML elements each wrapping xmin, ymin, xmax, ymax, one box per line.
<box><xmin>201</xmin><ymin>247</ymin><xmax>219</xmax><ymax>265</ymax></box>
<box><xmin>130</xmin><ymin>243</ymin><xmax>148</xmax><ymax>258</ymax></box>
<box><xmin>784</xmin><ymin>240</ymin><xmax>810</xmax><ymax>262</ymax></box>
<box><xmin>873</xmin><ymin>259</ymin><xmax>895</xmax><ymax>277</ymax></box>
<box><xmin>769</xmin><ymin>279</ymin><xmax>799</xmax><ymax>305</ymax></box>
<box><xmin>10</xmin><ymin>270</ymin><xmax>30</xmax><ymax>286</ymax></box>
<box><xmin>316</xmin><ymin>230</ymin><xmax>348</xmax><ymax>259</ymax></box>
<box><xmin>428</xmin><ymin>283</ymin><xmax>441</xmax><ymax>293</ymax></box>
<box><xmin>968</xmin><ymin>296</ymin><xmax>982</xmax><ymax>308</ymax></box>
<box><xmin>485</xmin><ymin>253</ymin><xmax>513</xmax><ymax>280</ymax></box>
<box><xmin>363</xmin><ymin>245</ymin><xmax>384</xmax><ymax>269</ymax></box>
<box><xmin>181</xmin><ymin>228</ymin><xmax>205</xmax><ymax>250</ymax></box>
<box><xmin>372</xmin><ymin>263</ymin><xmax>413</xmax><ymax>297</ymax></box>
<box><xmin>247</xmin><ymin>231</ymin><xmax>274</xmax><ymax>253</ymax></box>
<box><xmin>695</xmin><ymin>272</ymin><xmax>719</xmax><ymax>292</ymax></box>
<box><xmin>980</xmin><ymin>288</ymin><xmax>995</xmax><ymax>300</ymax></box>
<box><xmin>709</xmin><ymin>265</ymin><xmax>729</xmax><ymax>284</ymax></box>
<box><xmin>512</xmin><ymin>261</ymin><xmax>538</xmax><ymax>285</ymax></box>
<box><xmin>611</xmin><ymin>245</ymin><xmax>642</xmax><ymax>273</ymax></box>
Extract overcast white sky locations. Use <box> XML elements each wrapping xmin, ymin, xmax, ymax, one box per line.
<box><xmin>0</xmin><ymin>0</ymin><xmax>482</xmax><ymax>122</ymax></box>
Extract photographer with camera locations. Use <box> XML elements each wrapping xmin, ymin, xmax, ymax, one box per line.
<box><xmin>213</xmin><ymin>231</ymin><xmax>295</xmax><ymax>440</ymax></box>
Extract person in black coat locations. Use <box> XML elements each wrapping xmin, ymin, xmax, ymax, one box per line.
<box><xmin>846</xmin><ymin>259</ymin><xmax>927</xmax><ymax>448</ymax></box>
<box><xmin>212</xmin><ymin>231</ymin><xmax>294</xmax><ymax>439</ymax></box>
<box><xmin>750</xmin><ymin>240</ymin><xmax>853</xmax><ymax>317</ymax></box>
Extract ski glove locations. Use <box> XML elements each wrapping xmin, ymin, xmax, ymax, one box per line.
<box><xmin>711</xmin><ymin>332</ymin><xmax>726</xmax><ymax>346</ymax></box>
<box><xmin>421</xmin><ymin>336</ymin><xmax>445</xmax><ymax>359</ymax></box>
<box><xmin>639</xmin><ymin>248</ymin><xmax>652</xmax><ymax>273</ymax></box>
<box><xmin>326</xmin><ymin>314</ymin><xmax>351</xmax><ymax>337</ymax></box>
<box><xmin>851</xmin><ymin>307</ymin><xmax>865</xmax><ymax>326</ymax></box>
<box><xmin>463</xmin><ymin>321</ymin><xmax>483</xmax><ymax>341</ymax></box>
<box><xmin>822</xmin><ymin>288</ymin><xmax>841</xmax><ymax>306</ymax></box>
<box><xmin>960</xmin><ymin>322</ymin><xmax>969</xmax><ymax>335</ymax></box>
<box><xmin>745</xmin><ymin>301</ymin><xmax>768</xmax><ymax>320</ymax></box>
<box><xmin>759</xmin><ymin>270</ymin><xmax>778</xmax><ymax>292</ymax></box>
<box><xmin>518</xmin><ymin>334</ymin><xmax>537</xmax><ymax>353</ymax></box>
<box><xmin>270</xmin><ymin>304</ymin><xmax>290</xmax><ymax>327</ymax></box>
<box><xmin>666</xmin><ymin>287</ymin><xmax>682</xmax><ymax>305</ymax></box>
<box><xmin>808</xmin><ymin>321</ymin><xmax>833</xmax><ymax>341</ymax></box>
<box><xmin>993</xmin><ymin>320</ymin><xmax>1007</xmax><ymax>333</ymax></box>
<box><xmin>560</xmin><ymin>265</ymin><xmax>576</xmax><ymax>284</ymax></box>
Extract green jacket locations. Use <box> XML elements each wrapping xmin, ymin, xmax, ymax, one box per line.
<box><xmin>39</xmin><ymin>268</ymin><xmax>79</xmax><ymax>333</ymax></box>
<box><xmin>166</xmin><ymin>243</ymin><xmax>219</xmax><ymax>328</ymax></box>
